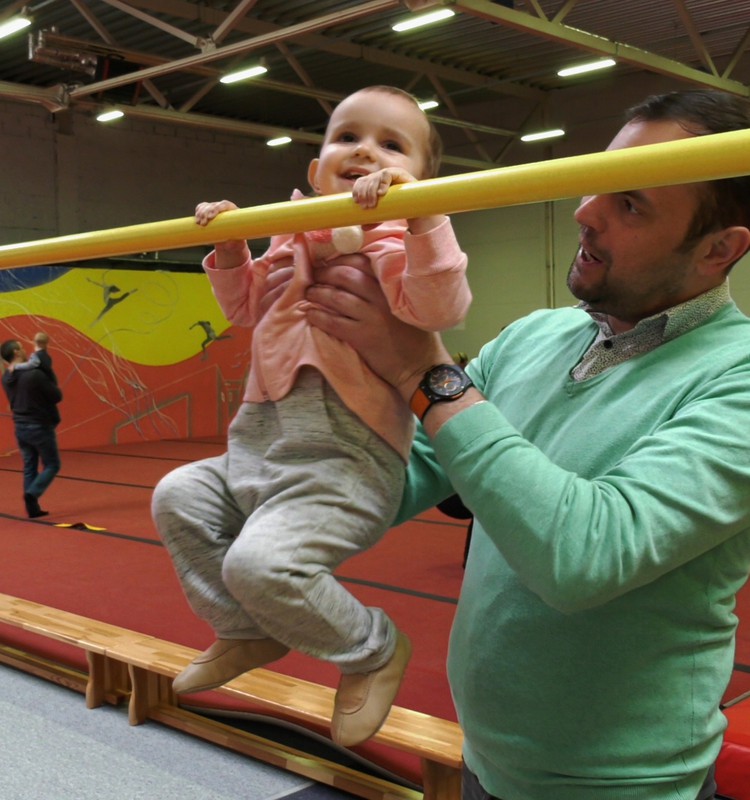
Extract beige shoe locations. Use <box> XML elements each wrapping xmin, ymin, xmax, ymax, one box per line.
<box><xmin>331</xmin><ymin>631</ymin><xmax>412</xmax><ymax>747</ymax></box>
<box><xmin>173</xmin><ymin>637</ymin><xmax>289</xmax><ymax>694</ymax></box>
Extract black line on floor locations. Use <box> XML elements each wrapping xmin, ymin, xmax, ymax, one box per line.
<box><xmin>63</xmin><ymin>447</ymin><xmax>221</xmax><ymax>462</ymax></box>
<box><xmin>2</xmin><ymin>513</ymin><xmax>460</xmax><ymax>602</ymax></box>
<box><xmin>0</xmin><ymin>467</ymin><xmax>154</xmax><ymax>490</ymax></box>
<box><xmin>337</xmin><ymin>575</ymin><xmax>458</xmax><ymax>605</ymax></box>
<box><xmin>0</xmin><ymin>514</ymin><xmax>163</xmax><ymax>547</ymax></box>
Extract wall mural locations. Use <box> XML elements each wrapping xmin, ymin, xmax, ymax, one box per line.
<box><xmin>0</xmin><ymin>264</ymin><xmax>250</xmax><ymax>453</ymax></box>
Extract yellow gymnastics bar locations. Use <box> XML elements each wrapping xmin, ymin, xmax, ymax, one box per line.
<box><xmin>2</xmin><ymin>127</ymin><xmax>750</xmax><ymax>271</ymax></box>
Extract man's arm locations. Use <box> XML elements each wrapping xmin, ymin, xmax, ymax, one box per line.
<box><xmin>304</xmin><ymin>265</ymin><xmax>750</xmax><ymax>616</ymax></box>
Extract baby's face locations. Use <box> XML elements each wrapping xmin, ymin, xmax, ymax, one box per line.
<box><xmin>308</xmin><ymin>90</ymin><xmax>431</xmax><ymax>196</ymax></box>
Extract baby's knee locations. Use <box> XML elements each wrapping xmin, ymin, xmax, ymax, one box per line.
<box><xmin>151</xmin><ymin>464</ymin><xmax>196</xmax><ymax>516</ymax></box>
<box><xmin>222</xmin><ymin>543</ymin><xmax>292</xmax><ymax>603</ymax></box>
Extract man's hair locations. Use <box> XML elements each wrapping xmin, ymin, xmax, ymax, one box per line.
<box><xmin>335</xmin><ymin>85</ymin><xmax>443</xmax><ymax>179</ymax></box>
<box><xmin>625</xmin><ymin>90</ymin><xmax>750</xmax><ymax>250</ymax></box>
<box><xmin>0</xmin><ymin>340</ymin><xmax>19</xmax><ymax>363</ymax></box>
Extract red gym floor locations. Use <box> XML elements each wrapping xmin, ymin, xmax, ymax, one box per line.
<box><xmin>1</xmin><ymin>438</ymin><xmax>749</xmax><ymax>788</ymax></box>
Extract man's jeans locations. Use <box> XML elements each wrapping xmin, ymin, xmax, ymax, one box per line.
<box><xmin>462</xmin><ymin>763</ymin><xmax>717</xmax><ymax>800</ymax></box>
<box><xmin>15</xmin><ymin>422</ymin><xmax>60</xmax><ymax>498</ymax></box>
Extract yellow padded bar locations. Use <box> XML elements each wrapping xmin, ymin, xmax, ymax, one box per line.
<box><xmin>2</xmin><ymin>128</ymin><xmax>750</xmax><ymax>270</ymax></box>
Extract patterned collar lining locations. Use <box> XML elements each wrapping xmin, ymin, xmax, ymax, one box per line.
<box><xmin>571</xmin><ymin>282</ymin><xmax>731</xmax><ymax>381</ymax></box>
<box><xmin>583</xmin><ymin>282</ymin><xmax>730</xmax><ymax>341</ymax></box>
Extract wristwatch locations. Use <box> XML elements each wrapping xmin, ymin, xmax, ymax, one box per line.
<box><xmin>410</xmin><ymin>364</ymin><xmax>474</xmax><ymax>422</ymax></box>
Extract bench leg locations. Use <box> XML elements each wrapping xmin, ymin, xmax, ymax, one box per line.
<box><xmin>86</xmin><ymin>652</ymin><xmax>130</xmax><ymax>709</ymax></box>
<box><xmin>85</xmin><ymin>652</ymin><xmax>106</xmax><ymax>709</ymax></box>
<box><xmin>127</xmin><ymin>665</ymin><xmax>175</xmax><ymax>725</ymax></box>
<box><xmin>421</xmin><ymin>759</ymin><xmax>462</xmax><ymax>800</ymax></box>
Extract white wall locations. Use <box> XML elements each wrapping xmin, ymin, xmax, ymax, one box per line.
<box><xmin>0</xmin><ymin>100</ymin><xmax>312</xmax><ymax>254</ymax></box>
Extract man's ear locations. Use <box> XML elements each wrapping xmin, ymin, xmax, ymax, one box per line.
<box><xmin>700</xmin><ymin>226</ymin><xmax>750</xmax><ymax>275</ymax></box>
<box><xmin>307</xmin><ymin>159</ymin><xmax>320</xmax><ymax>194</ymax></box>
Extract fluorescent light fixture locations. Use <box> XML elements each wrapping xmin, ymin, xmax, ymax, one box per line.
<box><xmin>557</xmin><ymin>58</ymin><xmax>616</xmax><ymax>77</ymax></box>
<box><xmin>0</xmin><ymin>14</ymin><xmax>32</xmax><ymax>40</ymax></box>
<box><xmin>520</xmin><ymin>128</ymin><xmax>565</xmax><ymax>142</ymax></box>
<box><xmin>220</xmin><ymin>64</ymin><xmax>268</xmax><ymax>84</ymax></box>
<box><xmin>96</xmin><ymin>109</ymin><xmax>125</xmax><ymax>123</ymax></box>
<box><xmin>392</xmin><ymin>8</ymin><xmax>455</xmax><ymax>32</ymax></box>
<box><xmin>418</xmin><ymin>99</ymin><xmax>439</xmax><ymax>111</ymax></box>
<box><xmin>267</xmin><ymin>136</ymin><xmax>291</xmax><ymax>147</ymax></box>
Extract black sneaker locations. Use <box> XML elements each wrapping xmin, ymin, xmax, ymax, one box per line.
<box><xmin>23</xmin><ymin>493</ymin><xmax>49</xmax><ymax>519</ymax></box>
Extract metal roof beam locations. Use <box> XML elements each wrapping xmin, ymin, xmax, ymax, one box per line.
<box><xmin>68</xmin><ymin>0</ymin><xmax>401</xmax><ymax>99</ymax></box>
<box><xmin>125</xmin><ymin>0</ymin><xmax>544</xmax><ymax>101</ymax></box>
<box><xmin>455</xmin><ymin>0</ymin><xmax>750</xmax><ymax>97</ymax></box>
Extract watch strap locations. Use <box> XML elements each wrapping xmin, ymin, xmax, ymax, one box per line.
<box><xmin>409</xmin><ymin>387</ymin><xmax>432</xmax><ymax>421</ymax></box>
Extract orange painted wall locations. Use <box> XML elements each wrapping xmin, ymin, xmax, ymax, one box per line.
<box><xmin>0</xmin><ymin>264</ymin><xmax>249</xmax><ymax>452</ymax></box>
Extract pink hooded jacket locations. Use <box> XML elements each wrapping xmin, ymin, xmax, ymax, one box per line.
<box><xmin>205</xmin><ymin>202</ymin><xmax>470</xmax><ymax>462</ymax></box>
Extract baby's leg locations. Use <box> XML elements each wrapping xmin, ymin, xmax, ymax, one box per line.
<box><xmin>152</xmin><ymin>453</ymin><xmax>267</xmax><ymax>639</ymax></box>
<box><xmin>222</xmin><ymin>371</ymin><xmax>405</xmax><ymax>674</ymax></box>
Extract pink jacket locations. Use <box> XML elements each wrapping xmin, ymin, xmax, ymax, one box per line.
<box><xmin>205</xmin><ymin>206</ymin><xmax>470</xmax><ymax>462</ymax></box>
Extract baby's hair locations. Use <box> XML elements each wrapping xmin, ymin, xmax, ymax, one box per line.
<box><xmin>343</xmin><ymin>85</ymin><xmax>443</xmax><ymax>179</ymax></box>
<box><xmin>34</xmin><ymin>332</ymin><xmax>49</xmax><ymax>346</ymax></box>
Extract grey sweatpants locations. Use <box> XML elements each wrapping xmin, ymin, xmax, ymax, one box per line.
<box><xmin>152</xmin><ymin>368</ymin><xmax>405</xmax><ymax>674</ymax></box>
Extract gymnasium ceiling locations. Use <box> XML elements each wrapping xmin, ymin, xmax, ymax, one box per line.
<box><xmin>1</xmin><ymin>0</ymin><xmax>750</xmax><ymax>170</ymax></box>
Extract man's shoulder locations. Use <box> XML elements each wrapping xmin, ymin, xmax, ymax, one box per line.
<box><xmin>493</xmin><ymin>306</ymin><xmax>589</xmax><ymax>345</ymax></box>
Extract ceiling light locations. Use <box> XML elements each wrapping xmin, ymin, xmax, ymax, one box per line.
<box><xmin>520</xmin><ymin>128</ymin><xmax>565</xmax><ymax>142</ymax></box>
<box><xmin>220</xmin><ymin>65</ymin><xmax>268</xmax><ymax>84</ymax></box>
<box><xmin>96</xmin><ymin>109</ymin><xmax>125</xmax><ymax>123</ymax></box>
<box><xmin>392</xmin><ymin>9</ymin><xmax>455</xmax><ymax>32</ymax></box>
<box><xmin>267</xmin><ymin>136</ymin><xmax>291</xmax><ymax>147</ymax></box>
<box><xmin>0</xmin><ymin>13</ymin><xmax>32</xmax><ymax>41</ymax></box>
<box><xmin>557</xmin><ymin>58</ymin><xmax>616</xmax><ymax>78</ymax></box>
<box><xmin>418</xmin><ymin>99</ymin><xmax>439</xmax><ymax>111</ymax></box>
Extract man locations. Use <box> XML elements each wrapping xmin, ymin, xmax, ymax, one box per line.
<box><xmin>302</xmin><ymin>90</ymin><xmax>750</xmax><ymax>799</ymax></box>
<box><xmin>1</xmin><ymin>339</ymin><xmax>62</xmax><ymax>518</ymax></box>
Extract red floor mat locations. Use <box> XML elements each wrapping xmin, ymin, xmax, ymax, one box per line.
<box><xmin>0</xmin><ymin>440</ymin><xmax>464</xmax><ymax>784</ymax></box>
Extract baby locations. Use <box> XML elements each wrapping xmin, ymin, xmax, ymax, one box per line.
<box><xmin>153</xmin><ymin>85</ymin><xmax>471</xmax><ymax>747</ymax></box>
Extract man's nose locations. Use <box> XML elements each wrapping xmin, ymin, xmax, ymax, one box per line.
<box><xmin>574</xmin><ymin>194</ymin><xmax>605</xmax><ymax>229</ymax></box>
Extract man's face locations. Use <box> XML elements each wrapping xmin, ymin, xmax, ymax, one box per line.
<box><xmin>567</xmin><ymin>119</ymin><xmax>712</xmax><ymax>332</ymax></box>
<box><xmin>2</xmin><ymin>341</ymin><xmax>24</xmax><ymax>365</ymax></box>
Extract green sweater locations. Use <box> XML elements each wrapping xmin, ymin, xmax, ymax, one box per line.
<box><xmin>398</xmin><ymin>302</ymin><xmax>750</xmax><ymax>799</ymax></box>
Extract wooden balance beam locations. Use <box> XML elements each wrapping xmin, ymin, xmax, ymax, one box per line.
<box><xmin>0</xmin><ymin>592</ymin><xmax>463</xmax><ymax>800</ymax></box>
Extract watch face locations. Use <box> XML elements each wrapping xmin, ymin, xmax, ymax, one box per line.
<box><xmin>428</xmin><ymin>365</ymin><xmax>470</xmax><ymax>397</ymax></box>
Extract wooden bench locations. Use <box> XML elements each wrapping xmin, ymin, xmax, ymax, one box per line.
<box><xmin>0</xmin><ymin>592</ymin><xmax>463</xmax><ymax>800</ymax></box>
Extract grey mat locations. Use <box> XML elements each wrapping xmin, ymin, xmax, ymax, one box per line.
<box><xmin>0</xmin><ymin>664</ymin><xmax>355</xmax><ymax>800</ymax></box>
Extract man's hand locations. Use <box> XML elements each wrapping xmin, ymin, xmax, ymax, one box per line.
<box><xmin>305</xmin><ymin>265</ymin><xmax>453</xmax><ymax>403</ymax></box>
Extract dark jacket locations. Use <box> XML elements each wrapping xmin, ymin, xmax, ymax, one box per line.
<box><xmin>2</xmin><ymin>366</ymin><xmax>62</xmax><ymax>426</ymax></box>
